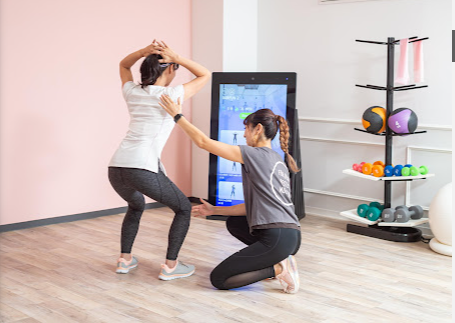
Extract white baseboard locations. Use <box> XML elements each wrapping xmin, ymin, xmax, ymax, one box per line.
<box><xmin>305</xmin><ymin>206</ymin><xmax>343</xmax><ymax>220</ymax></box>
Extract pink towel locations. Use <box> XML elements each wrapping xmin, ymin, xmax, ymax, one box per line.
<box><xmin>395</xmin><ymin>38</ymin><xmax>409</xmax><ymax>85</ymax></box>
<box><xmin>413</xmin><ymin>41</ymin><xmax>424</xmax><ymax>83</ymax></box>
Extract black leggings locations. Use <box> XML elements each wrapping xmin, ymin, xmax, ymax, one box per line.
<box><xmin>108</xmin><ymin>167</ymin><xmax>191</xmax><ymax>260</ymax></box>
<box><xmin>210</xmin><ymin>216</ymin><xmax>301</xmax><ymax>290</ymax></box>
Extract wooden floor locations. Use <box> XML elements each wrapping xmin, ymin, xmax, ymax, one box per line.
<box><xmin>0</xmin><ymin>207</ymin><xmax>452</xmax><ymax>323</ymax></box>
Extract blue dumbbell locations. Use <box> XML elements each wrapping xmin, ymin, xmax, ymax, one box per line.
<box><xmin>384</xmin><ymin>165</ymin><xmax>394</xmax><ymax>177</ymax></box>
<box><xmin>393</xmin><ymin>165</ymin><xmax>404</xmax><ymax>176</ymax></box>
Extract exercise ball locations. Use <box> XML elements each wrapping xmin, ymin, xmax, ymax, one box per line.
<box><xmin>428</xmin><ymin>182</ymin><xmax>452</xmax><ymax>256</ymax></box>
<box><xmin>362</xmin><ymin>106</ymin><xmax>386</xmax><ymax>134</ymax></box>
<box><xmin>388</xmin><ymin>108</ymin><xmax>418</xmax><ymax>134</ymax></box>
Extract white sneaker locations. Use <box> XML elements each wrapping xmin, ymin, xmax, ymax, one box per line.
<box><xmin>116</xmin><ymin>256</ymin><xmax>138</xmax><ymax>274</ymax></box>
<box><xmin>276</xmin><ymin>255</ymin><xmax>299</xmax><ymax>294</ymax></box>
<box><xmin>158</xmin><ymin>261</ymin><xmax>195</xmax><ymax>281</ymax></box>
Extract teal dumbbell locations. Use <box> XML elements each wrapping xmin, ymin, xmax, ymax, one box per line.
<box><xmin>366</xmin><ymin>208</ymin><xmax>382</xmax><ymax>221</ymax></box>
<box><xmin>369</xmin><ymin>202</ymin><xmax>385</xmax><ymax>212</ymax></box>
<box><xmin>357</xmin><ymin>202</ymin><xmax>384</xmax><ymax>221</ymax></box>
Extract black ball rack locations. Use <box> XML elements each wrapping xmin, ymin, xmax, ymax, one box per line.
<box><xmin>346</xmin><ymin>36</ymin><xmax>430</xmax><ymax>242</ymax></box>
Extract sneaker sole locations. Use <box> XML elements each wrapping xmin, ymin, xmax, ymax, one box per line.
<box><xmin>116</xmin><ymin>264</ymin><xmax>138</xmax><ymax>274</ymax></box>
<box><xmin>158</xmin><ymin>269</ymin><xmax>195</xmax><ymax>281</ymax></box>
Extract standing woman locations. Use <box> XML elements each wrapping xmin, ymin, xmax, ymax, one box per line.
<box><xmin>108</xmin><ymin>40</ymin><xmax>210</xmax><ymax>280</ymax></box>
<box><xmin>159</xmin><ymin>96</ymin><xmax>302</xmax><ymax>294</ymax></box>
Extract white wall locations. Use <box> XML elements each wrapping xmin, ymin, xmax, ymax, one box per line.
<box><xmin>223</xmin><ymin>0</ymin><xmax>258</xmax><ymax>72</ymax></box>
<box><xmin>191</xmin><ymin>0</ymin><xmax>224</xmax><ymax>199</ymax></box>
<box><xmin>192</xmin><ymin>0</ymin><xmax>258</xmax><ymax>199</ymax></box>
<box><xmin>192</xmin><ymin>1</ymin><xmax>452</xmax><ymax>233</ymax></box>
<box><xmin>256</xmin><ymin>0</ymin><xmax>452</xmax><ymax>226</ymax></box>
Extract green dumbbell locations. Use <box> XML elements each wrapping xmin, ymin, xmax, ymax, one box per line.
<box><xmin>401</xmin><ymin>165</ymin><xmax>429</xmax><ymax>176</ymax></box>
<box><xmin>412</xmin><ymin>166</ymin><xmax>428</xmax><ymax>175</ymax></box>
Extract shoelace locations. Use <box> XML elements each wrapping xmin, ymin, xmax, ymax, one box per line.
<box><xmin>179</xmin><ymin>262</ymin><xmax>189</xmax><ymax>268</ymax></box>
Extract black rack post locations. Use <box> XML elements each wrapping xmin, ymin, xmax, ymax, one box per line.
<box><xmin>384</xmin><ymin>37</ymin><xmax>394</xmax><ymax>209</ymax></box>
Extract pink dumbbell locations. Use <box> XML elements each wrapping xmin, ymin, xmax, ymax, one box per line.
<box><xmin>352</xmin><ymin>162</ymin><xmax>365</xmax><ymax>172</ymax></box>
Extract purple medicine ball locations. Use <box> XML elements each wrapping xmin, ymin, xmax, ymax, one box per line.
<box><xmin>388</xmin><ymin>108</ymin><xmax>418</xmax><ymax>134</ymax></box>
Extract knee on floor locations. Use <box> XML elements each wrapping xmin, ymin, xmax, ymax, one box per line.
<box><xmin>210</xmin><ymin>270</ymin><xmax>228</xmax><ymax>290</ymax></box>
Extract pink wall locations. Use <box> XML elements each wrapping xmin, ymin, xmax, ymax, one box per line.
<box><xmin>0</xmin><ymin>0</ymin><xmax>192</xmax><ymax>226</ymax></box>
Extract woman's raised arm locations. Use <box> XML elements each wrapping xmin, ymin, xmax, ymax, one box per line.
<box><xmin>119</xmin><ymin>41</ymin><xmax>161</xmax><ymax>86</ymax></box>
<box><xmin>159</xmin><ymin>95</ymin><xmax>243</xmax><ymax>164</ymax></box>
<box><xmin>156</xmin><ymin>41</ymin><xmax>210</xmax><ymax>101</ymax></box>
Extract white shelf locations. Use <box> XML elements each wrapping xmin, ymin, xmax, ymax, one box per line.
<box><xmin>343</xmin><ymin>169</ymin><xmax>435</xmax><ymax>181</ymax></box>
<box><xmin>339</xmin><ymin>209</ymin><xmax>380</xmax><ymax>225</ymax></box>
<box><xmin>378</xmin><ymin>218</ymin><xmax>429</xmax><ymax>227</ymax></box>
<box><xmin>340</xmin><ymin>209</ymin><xmax>430</xmax><ymax>227</ymax></box>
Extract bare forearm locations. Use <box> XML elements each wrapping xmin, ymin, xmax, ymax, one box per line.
<box><xmin>173</xmin><ymin>116</ymin><xmax>243</xmax><ymax>162</ymax></box>
<box><xmin>174</xmin><ymin>55</ymin><xmax>210</xmax><ymax>78</ymax></box>
<box><xmin>176</xmin><ymin>117</ymin><xmax>210</xmax><ymax>148</ymax></box>
<box><xmin>120</xmin><ymin>50</ymin><xmax>145</xmax><ymax>69</ymax></box>
<box><xmin>213</xmin><ymin>203</ymin><xmax>246</xmax><ymax>216</ymax></box>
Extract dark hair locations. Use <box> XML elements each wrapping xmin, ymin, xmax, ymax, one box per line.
<box><xmin>243</xmin><ymin>109</ymin><xmax>300</xmax><ymax>173</ymax></box>
<box><xmin>139</xmin><ymin>54</ymin><xmax>167</xmax><ymax>88</ymax></box>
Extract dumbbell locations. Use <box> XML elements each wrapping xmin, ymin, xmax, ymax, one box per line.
<box><xmin>362</xmin><ymin>161</ymin><xmax>385</xmax><ymax>177</ymax></box>
<box><xmin>381</xmin><ymin>205</ymin><xmax>423</xmax><ymax>223</ymax></box>
<box><xmin>392</xmin><ymin>165</ymin><xmax>404</xmax><ymax>176</ymax></box>
<box><xmin>381</xmin><ymin>205</ymin><xmax>407</xmax><ymax>222</ymax></box>
<box><xmin>401</xmin><ymin>165</ymin><xmax>429</xmax><ymax>176</ymax></box>
<box><xmin>384</xmin><ymin>165</ymin><xmax>394</xmax><ymax>177</ymax></box>
<box><xmin>396</xmin><ymin>205</ymin><xmax>424</xmax><ymax>222</ymax></box>
<box><xmin>352</xmin><ymin>162</ymin><xmax>365</xmax><ymax>172</ymax></box>
<box><xmin>391</xmin><ymin>164</ymin><xmax>429</xmax><ymax>176</ymax></box>
<box><xmin>357</xmin><ymin>202</ymin><xmax>384</xmax><ymax>221</ymax></box>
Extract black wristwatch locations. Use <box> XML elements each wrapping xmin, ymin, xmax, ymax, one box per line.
<box><xmin>174</xmin><ymin>113</ymin><xmax>184</xmax><ymax>123</ymax></box>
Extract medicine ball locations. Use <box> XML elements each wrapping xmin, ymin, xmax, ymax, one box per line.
<box><xmin>362</xmin><ymin>106</ymin><xmax>386</xmax><ymax>134</ymax></box>
<box><xmin>388</xmin><ymin>108</ymin><xmax>418</xmax><ymax>134</ymax></box>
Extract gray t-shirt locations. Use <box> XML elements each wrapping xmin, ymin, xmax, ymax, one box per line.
<box><xmin>239</xmin><ymin>145</ymin><xmax>300</xmax><ymax>230</ymax></box>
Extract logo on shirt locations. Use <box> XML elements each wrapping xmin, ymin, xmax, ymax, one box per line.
<box><xmin>270</xmin><ymin>162</ymin><xmax>293</xmax><ymax>206</ymax></box>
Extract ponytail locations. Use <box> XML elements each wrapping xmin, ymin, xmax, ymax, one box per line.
<box><xmin>139</xmin><ymin>54</ymin><xmax>167</xmax><ymax>88</ymax></box>
<box><xmin>276</xmin><ymin>116</ymin><xmax>300</xmax><ymax>174</ymax></box>
<box><xmin>244</xmin><ymin>109</ymin><xmax>300</xmax><ymax>174</ymax></box>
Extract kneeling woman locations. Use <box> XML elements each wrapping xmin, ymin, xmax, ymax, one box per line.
<box><xmin>159</xmin><ymin>96</ymin><xmax>302</xmax><ymax>293</ymax></box>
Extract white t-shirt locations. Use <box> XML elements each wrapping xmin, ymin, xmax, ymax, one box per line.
<box><xmin>109</xmin><ymin>81</ymin><xmax>185</xmax><ymax>173</ymax></box>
